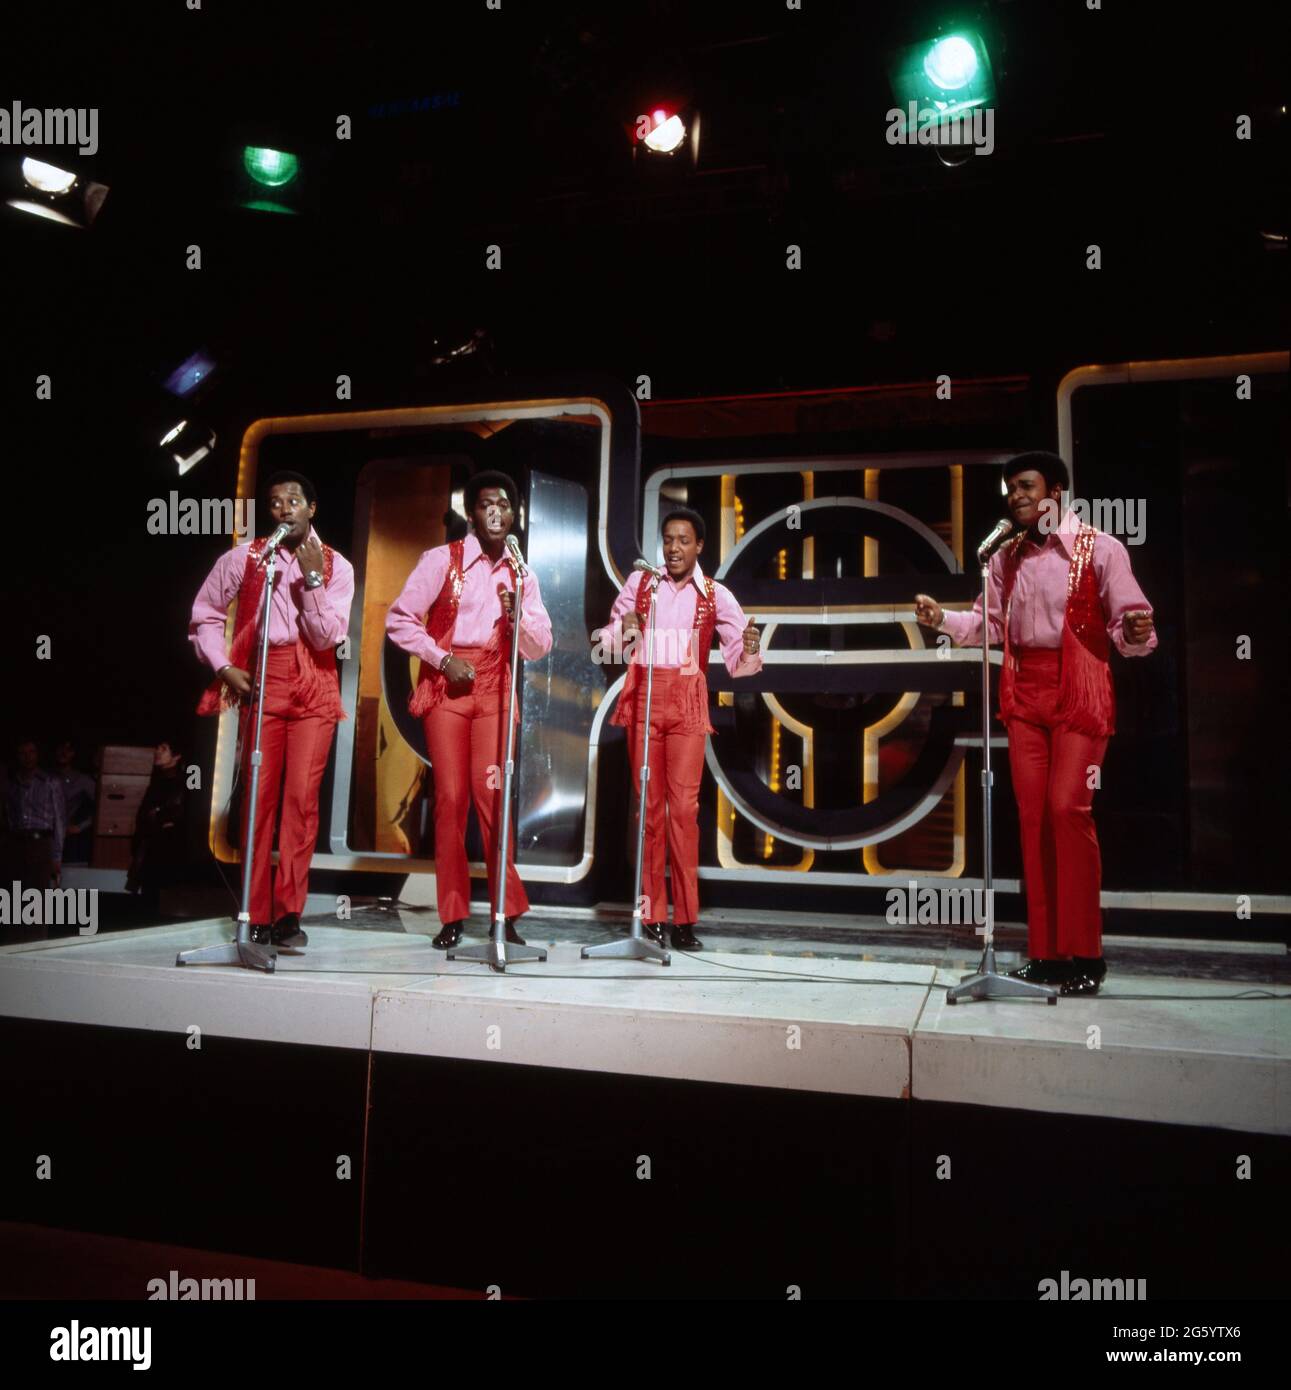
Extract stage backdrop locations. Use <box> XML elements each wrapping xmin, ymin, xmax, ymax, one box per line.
<box><xmin>203</xmin><ymin>358</ymin><xmax>1288</xmax><ymax>921</ymax></box>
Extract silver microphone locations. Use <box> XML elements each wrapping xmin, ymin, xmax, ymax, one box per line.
<box><xmin>976</xmin><ymin>518</ymin><xmax>1014</xmax><ymax>563</ymax></box>
<box><xmin>504</xmin><ymin>534</ymin><xmax>529</xmax><ymax>575</ymax></box>
<box><xmin>634</xmin><ymin>558</ymin><xmax>666</xmax><ymax>579</ymax></box>
<box><xmin>257</xmin><ymin>522</ymin><xmax>292</xmax><ymax>565</ymax></box>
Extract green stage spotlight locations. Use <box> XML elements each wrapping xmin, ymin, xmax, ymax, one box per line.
<box><xmin>238</xmin><ymin>145</ymin><xmax>302</xmax><ymax>214</ymax></box>
<box><xmin>243</xmin><ymin>146</ymin><xmax>299</xmax><ymax>188</ymax></box>
<box><xmin>888</xmin><ymin>28</ymin><xmax>995</xmax><ymax>122</ymax></box>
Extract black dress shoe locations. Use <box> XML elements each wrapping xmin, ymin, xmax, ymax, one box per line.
<box><xmin>1073</xmin><ymin>954</ymin><xmax>1107</xmax><ymax>981</ymax></box>
<box><xmin>1007</xmin><ymin>958</ymin><xmax>1068</xmax><ymax>985</ymax></box>
<box><xmin>504</xmin><ymin>918</ymin><xmax>526</xmax><ymax>946</ymax></box>
<box><xmin>671</xmin><ymin>923</ymin><xmax>704</xmax><ymax>951</ymax></box>
<box><xmin>641</xmin><ymin>922</ymin><xmax>666</xmax><ymax>947</ymax></box>
<box><xmin>433</xmin><ymin>920</ymin><xmax>465</xmax><ymax>949</ymax></box>
<box><xmin>248</xmin><ymin>924</ymin><xmax>275</xmax><ymax>947</ymax></box>
<box><xmin>272</xmin><ymin>913</ymin><xmax>308</xmax><ymax>949</ymax></box>
<box><xmin>1061</xmin><ymin>956</ymin><xmax>1107</xmax><ymax>996</ymax></box>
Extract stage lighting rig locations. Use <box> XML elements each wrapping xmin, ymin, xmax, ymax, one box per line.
<box><xmin>239</xmin><ymin>144</ymin><xmax>302</xmax><ymax>214</ymax></box>
<box><xmin>161</xmin><ymin>349</ymin><xmax>218</xmax><ymax>399</ymax></box>
<box><xmin>631</xmin><ymin>104</ymin><xmax>701</xmax><ymax>167</ymax></box>
<box><xmin>6</xmin><ymin>156</ymin><xmax>109</xmax><ymax>228</ymax></box>
<box><xmin>160</xmin><ymin>418</ymin><xmax>216</xmax><ymax>477</ymax></box>
<box><xmin>888</xmin><ymin>29</ymin><xmax>995</xmax><ymax>120</ymax></box>
<box><xmin>428</xmin><ymin>328</ymin><xmax>492</xmax><ymax>367</ymax></box>
<box><xmin>886</xmin><ymin>26</ymin><xmax>996</xmax><ymax>167</ymax></box>
<box><xmin>244</xmin><ymin>146</ymin><xmax>299</xmax><ymax>187</ymax></box>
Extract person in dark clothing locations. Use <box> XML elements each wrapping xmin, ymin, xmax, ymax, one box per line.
<box><xmin>125</xmin><ymin>742</ymin><xmax>189</xmax><ymax>917</ymax></box>
<box><xmin>53</xmin><ymin>738</ymin><xmax>96</xmax><ymax>865</ymax></box>
<box><xmin>3</xmin><ymin>737</ymin><xmax>65</xmax><ymax>892</ymax></box>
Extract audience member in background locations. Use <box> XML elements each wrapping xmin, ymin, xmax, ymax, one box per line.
<box><xmin>125</xmin><ymin>741</ymin><xmax>190</xmax><ymax>917</ymax></box>
<box><xmin>2</xmin><ymin>737</ymin><xmax>66</xmax><ymax>891</ymax></box>
<box><xmin>53</xmin><ymin>738</ymin><xmax>96</xmax><ymax>865</ymax></box>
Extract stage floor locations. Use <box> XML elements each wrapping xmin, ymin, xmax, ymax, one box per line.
<box><xmin>1</xmin><ymin>906</ymin><xmax>1285</xmax><ymax>1135</ymax></box>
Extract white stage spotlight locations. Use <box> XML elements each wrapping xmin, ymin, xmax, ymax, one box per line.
<box><xmin>643</xmin><ymin>111</ymin><xmax>687</xmax><ymax>154</ymax></box>
<box><xmin>160</xmin><ymin>419</ymin><xmax>216</xmax><ymax>475</ymax></box>
<box><xmin>21</xmin><ymin>158</ymin><xmax>77</xmax><ymax>194</ymax></box>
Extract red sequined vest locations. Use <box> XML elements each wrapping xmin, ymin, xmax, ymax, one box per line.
<box><xmin>997</xmin><ymin>523</ymin><xmax>1115</xmax><ymax>737</ymax></box>
<box><xmin>196</xmin><ymin>536</ymin><xmax>346</xmax><ymax>721</ymax></box>
<box><xmin>611</xmin><ymin>572</ymin><xmax>719</xmax><ymax>735</ymax></box>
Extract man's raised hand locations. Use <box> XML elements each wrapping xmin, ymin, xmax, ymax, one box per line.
<box><xmin>914</xmin><ymin>594</ymin><xmax>944</xmax><ymax>629</ymax></box>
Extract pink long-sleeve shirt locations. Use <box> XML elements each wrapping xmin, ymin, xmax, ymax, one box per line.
<box><xmin>940</xmin><ymin>509</ymin><xmax>1156</xmax><ymax>656</ymax></box>
<box><xmin>602</xmin><ymin>566</ymin><xmax>763</xmax><ymax>676</ymax></box>
<box><xmin>385</xmin><ymin>533</ymin><xmax>553</xmax><ymax>667</ymax></box>
<box><xmin>189</xmin><ymin>529</ymin><xmax>355</xmax><ymax>671</ymax></box>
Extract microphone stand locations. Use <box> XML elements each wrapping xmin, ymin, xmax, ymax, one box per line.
<box><xmin>946</xmin><ymin>539</ymin><xmax>1057</xmax><ymax>1005</ymax></box>
<box><xmin>583</xmin><ymin>570</ymin><xmax>671</xmax><ymax>966</ymax></box>
<box><xmin>177</xmin><ymin>538</ymin><xmax>282</xmax><ymax>972</ymax></box>
<box><xmin>448</xmin><ymin>555</ymin><xmax>547</xmax><ymax>973</ymax></box>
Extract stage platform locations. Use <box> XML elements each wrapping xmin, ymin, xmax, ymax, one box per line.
<box><xmin>2</xmin><ymin>908</ymin><xmax>1288</xmax><ymax>1298</ymax></box>
<box><xmin>1</xmin><ymin>911</ymin><xmax>1285</xmax><ymax>1132</ymax></box>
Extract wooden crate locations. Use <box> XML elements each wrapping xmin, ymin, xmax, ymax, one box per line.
<box><xmin>100</xmin><ymin>744</ymin><xmax>155</xmax><ymax>777</ymax></box>
<box><xmin>96</xmin><ymin>773</ymin><xmax>151</xmax><ymax>837</ymax></box>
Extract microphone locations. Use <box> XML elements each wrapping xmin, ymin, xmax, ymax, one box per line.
<box><xmin>504</xmin><ymin>534</ymin><xmax>529</xmax><ymax>575</ymax></box>
<box><xmin>976</xmin><ymin>518</ymin><xmax>1014</xmax><ymax>563</ymax></box>
<box><xmin>634</xmin><ymin>558</ymin><xmax>666</xmax><ymax>580</ymax></box>
<box><xmin>257</xmin><ymin>522</ymin><xmax>292</xmax><ymax>566</ymax></box>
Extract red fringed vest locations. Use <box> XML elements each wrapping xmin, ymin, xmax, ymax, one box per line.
<box><xmin>407</xmin><ymin>540</ymin><xmax>512</xmax><ymax>718</ymax></box>
<box><xmin>997</xmin><ymin>523</ymin><xmax>1115</xmax><ymax>737</ymax></box>
<box><xmin>196</xmin><ymin>536</ymin><xmax>346</xmax><ymax>721</ymax></box>
<box><xmin>611</xmin><ymin>572</ymin><xmax>719</xmax><ymax>735</ymax></box>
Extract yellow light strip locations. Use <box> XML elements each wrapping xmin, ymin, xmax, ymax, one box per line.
<box><xmin>715</xmin><ymin>473</ymin><xmax>816</xmax><ymax>873</ymax></box>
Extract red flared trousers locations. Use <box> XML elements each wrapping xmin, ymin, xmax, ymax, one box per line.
<box><xmin>238</xmin><ymin>645</ymin><xmax>338</xmax><ymax>924</ymax></box>
<box><xmin>423</xmin><ymin>646</ymin><xmax>528</xmax><ymax>925</ymax></box>
<box><xmin>627</xmin><ymin>668</ymin><xmax>708</xmax><ymax>925</ymax></box>
<box><xmin>1005</xmin><ymin>648</ymin><xmax>1108</xmax><ymax>960</ymax></box>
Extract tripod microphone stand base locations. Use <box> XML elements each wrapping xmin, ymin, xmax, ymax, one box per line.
<box><xmin>449</xmin><ymin>930</ymin><xmax>548</xmax><ymax>974</ymax></box>
<box><xmin>581</xmin><ymin>931</ymin><xmax>671</xmax><ymax>967</ymax></box>
<box><xmin>176</xmin><ymin>919</ymin><xmax>277</xmax><ymax>973</ymax></box>
<box><xmin>945</xmin><ymin>944</ymin><xmax>1057</xmax><ymax>1005</ymax></box>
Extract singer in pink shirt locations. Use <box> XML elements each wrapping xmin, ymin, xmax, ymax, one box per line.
<box><xmin>386</xmin><ymin>472</ymin><xmax>552</xmax><ymax>950</ymax></box>
<box><xmin>596</xmin><ymin>507</ymin><xmax>762</xmax><ymax>952</ymax></box>
<box><xmin>915</xmin><ymin>453</ymin><xmax>1157</xmax><ymax>994</ymax></box>
<box><xmin>189</xmin><ymin>471</ymin><xmax>354</xmax><ymax>950</ymax></box>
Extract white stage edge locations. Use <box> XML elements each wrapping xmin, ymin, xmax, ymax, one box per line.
<box><xmin>0</xmin><ymin>921</ymin><xmax>1285</xmax><ymax>1135</ymax></box>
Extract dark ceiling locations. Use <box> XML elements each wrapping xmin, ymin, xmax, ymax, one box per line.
<box><xmin>7</xmin><ymin>0</ymin><xmax>1285</xmax><ymax>406</ymax></box>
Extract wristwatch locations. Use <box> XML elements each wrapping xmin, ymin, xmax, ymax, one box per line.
<box><xmin>304</xmin><ymin>569</ymin><xmax>324</xmax><ymax>590</ymax></box>
<box><xmin>438</xmin><ymin>651</ymin><xmax>453</xmax><ymax>672</ymax></box>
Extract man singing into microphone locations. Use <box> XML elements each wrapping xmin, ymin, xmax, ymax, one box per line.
<box><xmin>189</xmin><ymin>471</ymin><xmax>354</xmax><ymax>950</ymax></box>
<box><xmin>386</xmin><ymin>472</ymin><xmax>552</xmax><ymax>950</ymax></box>
<box><xmin>914</xmin><ymin>453</ymin><xmax>1156</xmax><ymax>994</ymax></box>
<box><xmin>597</xmin><ymin>507</ymin><xmax>762</xmax><ymax>951</ymax></box>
